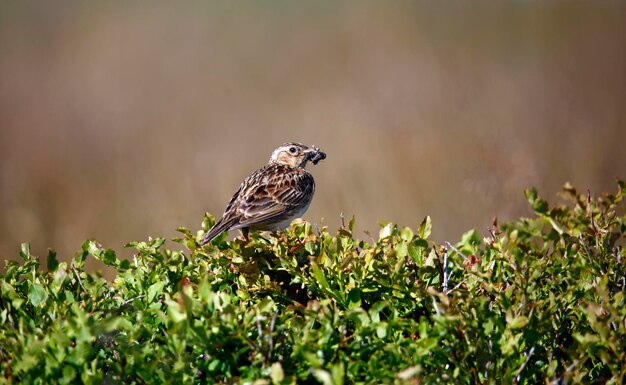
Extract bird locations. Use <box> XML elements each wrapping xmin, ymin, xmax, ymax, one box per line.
<box><xmin>199</xmin><ymin>142</ymin><xmax>326</xmax><ymax>245</ymax></box>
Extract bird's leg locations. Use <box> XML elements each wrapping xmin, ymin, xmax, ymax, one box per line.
<box><xmin>240</xmin><ymin>227</ymin><xmax>250</xmax><ymax>243</ymax></box>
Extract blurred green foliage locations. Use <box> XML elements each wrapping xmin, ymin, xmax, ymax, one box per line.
<box><xmin>1</xmin><ymin>181</ymin><xmax>625</xmax><ymax>384</ymax></box>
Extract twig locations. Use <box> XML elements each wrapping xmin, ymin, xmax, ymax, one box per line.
<box><xmin>514</xmin><ymin>346</ymin><xmax>535</xmax><ymax>383</ymax></box>
<box><xmin>578</xmin><ymin>234</ymin><xmax>594</xmax><ymax>263</ymax></box>
<box><xmin>488</xmin><ymin>227</ymin><xmax>497</xmax><ymax>242</ymax></box>
<box><xmin>124</xmin><ymin>294</ymin><xmax>146</xmax><ymax>305</ymax></box>
<box><xmin>446</xmin><ymin>280</ymin><xmax>466</xmax><ymax>294</ymax></box>
<box><xmin>256</xmin><ymin>315</ymin><xmax>264</xmax><ymax>343</ymax></box>
<box><xmin>550</xmin><ymin>360</ymin><xmax>579</xmax><ymax>385</ymax></box>
<box><xmin>442</xmin><ymin>244</ymin><xmax>450</xmax><ymax>292</ymax></box>
<box><xmin>587</xmin><ymin>190</ymin><xmax>597</xmax><ymax>233</ymax></box>
<box><xmin>431</xmin><ymin>296</ymin><xmax>442</xmax><ymax>315</ymax></box>
<box><xmin>268</xmin><ymin>311</ymin><xmax>278</xmax><ymax>360</ymax></box>
<box><xmin>445</xmin><ymin>241</ymin><xmax>468</xmax><ymax>260</ymax></box>
<box><xmin>71</xmin><ymin>264</ymin><xmax>87</xmax><ymax>293</ymax></box>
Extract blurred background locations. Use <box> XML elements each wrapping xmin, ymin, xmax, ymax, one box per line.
<box><xmin>1</xmin><ymin>2</ymin><xmax>625</xmax><ymax>272</ymax></box>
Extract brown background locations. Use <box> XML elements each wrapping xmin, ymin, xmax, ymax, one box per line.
<box><xmin>1</xmin><ymin>2</ymin><xmax>625</xmax><ymax>272</ymax></box>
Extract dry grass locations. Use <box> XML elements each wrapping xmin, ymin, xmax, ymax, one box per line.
<box><xmin>1</xmin><ymin>2</ymin><xmax>625</xmax><ymax>274</ymax></box>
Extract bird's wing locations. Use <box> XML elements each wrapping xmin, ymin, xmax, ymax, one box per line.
<box><xmin>232</xmin><ymin>165</ymin><xmax>315</xmax><ymax>229</ymax></box>
<box><xmin>200</xmin><ymin>165</ymin><xmax>314</xmax><ymax>244</ymax></box>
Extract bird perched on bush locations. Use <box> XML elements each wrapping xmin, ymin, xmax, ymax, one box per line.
<box><xmin>200</xmin><ymin>142</ymin><xmax>326</xmax><ymax>245</ymax></box>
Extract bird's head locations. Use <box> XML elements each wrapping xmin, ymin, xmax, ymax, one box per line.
<box><xmin>269</xmin><ymin>142</ymin><xmax>326</xmax><ymax>168</ymax></box>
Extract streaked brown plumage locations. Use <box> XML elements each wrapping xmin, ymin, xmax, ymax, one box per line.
<box><xmin>200</xmin><ymin>142</ymin><xmax>326</xmax><ymax>245</ymax></box>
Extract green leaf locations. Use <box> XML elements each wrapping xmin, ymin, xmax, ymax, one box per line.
<box><xmin>152</xmin><ymin>237</ymin><xmax>166</xmax><ymax>249</ymax></box>
<box><xmin>525</xmin><ymin>188</ymin><xmax>549</xmax><ymax>214</ymax></box>
<box><xmin>198</xmin><ymin>278</ymin><xmax>211</xmax><ymax>303</ymax></box>
<box><xmin>60</xmin><ymin>365</ymin><xmax>76</xmax><ymax>384</ymax></box>
<box><xmin>311</xmin><ymin>264</ymin><xmax>331</xmax><ymax>292</ymax></box>
<box><xmin>20</xmin><ymin>242</ymin><xmax>32</xmax><ymax>261</ymax></box>
<box><xmin>508</xmin><ymin>315</ymin><xmax>529</xmax><ymax>330</ymax></box>
<box><xmin>348</xmin><ymin>215</ymin><xmax>356</xmax><ymax>232</ymax></box>
<box><xmin>379</xmin><ymin>223</ymin><xmax>394</xmax><ymax>239</ymax></box>
<box><xmin>147</xmin><ymin>281</ymin><xmax>166</xmax><ymax>303</ymax></box>
<box><xmin>331</xmin><ymin>362</ymin><xmax>345</xmax><ymax>385</ymax></box>
<box><xmin>347</xmin><ymin>288</ymin><xmax>361</xmax><ymax>308</ymax></box>
<box><xmin>400</xmin><ymin>226</ymin><xmax>414</xmax><ymax>241</ymax></box>
<box><xmin>270</xmin><ymin>362</ymin><xmax>284</xmax><ymax>384</ymax></box>
<box><xmin>311</xmin><ymin>369</ymin><xmax>333</xmax><ymax>385</ymax></box>
<box><xmin>28</xmin><ymin>283</ymin><xmax>48</xmax><ymax>307</ymax></box>
<box><xmin>305</xmin><ymin>241</ymin><xmax>316</xmax><ymax>255</ymax></box>
<box><xmin>418</xmin><ymin>216</ymin><xmax>432</xmax><ymax>239</ymax></box>
<box><xmin>47</xmin><ymin>248</ymin><xmax>59</xmax><ymax>271</ymax></box>
<box><xmin>408</xmin><ymin>238</ymin><xmax>428</xmax><ymax>265</ymax></box>
<box><xmin>176</xmin><ymin>226</ymin><xmax>191</xmax><ymax>236</ymax></box>
<box><xmin>74</xmin><ymin>240</ymin><xmax>90</xmax><ymax>268</ymax></box>
<box><xmin>458</xmin><ymin>229</ymin><xmax>480</xmax><ymax>247</ymax></box>
<box><xmin>376</xmin><ymin>322</ymin><xmax>388</xmax><ymax>338</ymax></box>
<box><xmin>166</xmin><ymin>299</ymin><xmax>187</xmax><ymax>324</ymax></box>
<box><xmin>101</xmin><ymin>249</ymin><xmax>117</xmax><ymax>266</ymax></box>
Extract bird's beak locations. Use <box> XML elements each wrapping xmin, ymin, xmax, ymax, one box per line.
<box><xmin>305</xmin><ymin>146</ymin><xmax>326</xmax><ymax>165</ymax></box>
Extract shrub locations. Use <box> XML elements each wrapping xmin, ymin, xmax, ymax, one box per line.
<box><xmin>1</xmin><ymin>181</ymin><xmax>625</xmax><ymax>384</ymax></box>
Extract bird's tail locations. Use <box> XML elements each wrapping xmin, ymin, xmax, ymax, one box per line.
<box><xmin>199</xmin><ymin>217</ymin><xmax>238</xmax><ymax>245</ymax></box>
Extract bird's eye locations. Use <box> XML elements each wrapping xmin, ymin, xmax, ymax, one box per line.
<box><xmin>288</xmin><ymin>146</ymin><xmax>298</xmax><ymax>154</ymax></box>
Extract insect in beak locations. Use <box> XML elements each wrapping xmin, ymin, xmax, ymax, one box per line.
<box><xmin>306</xmin><ymin>147</ymin><xmax>326</xmax><ymax>165</ymax></box>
